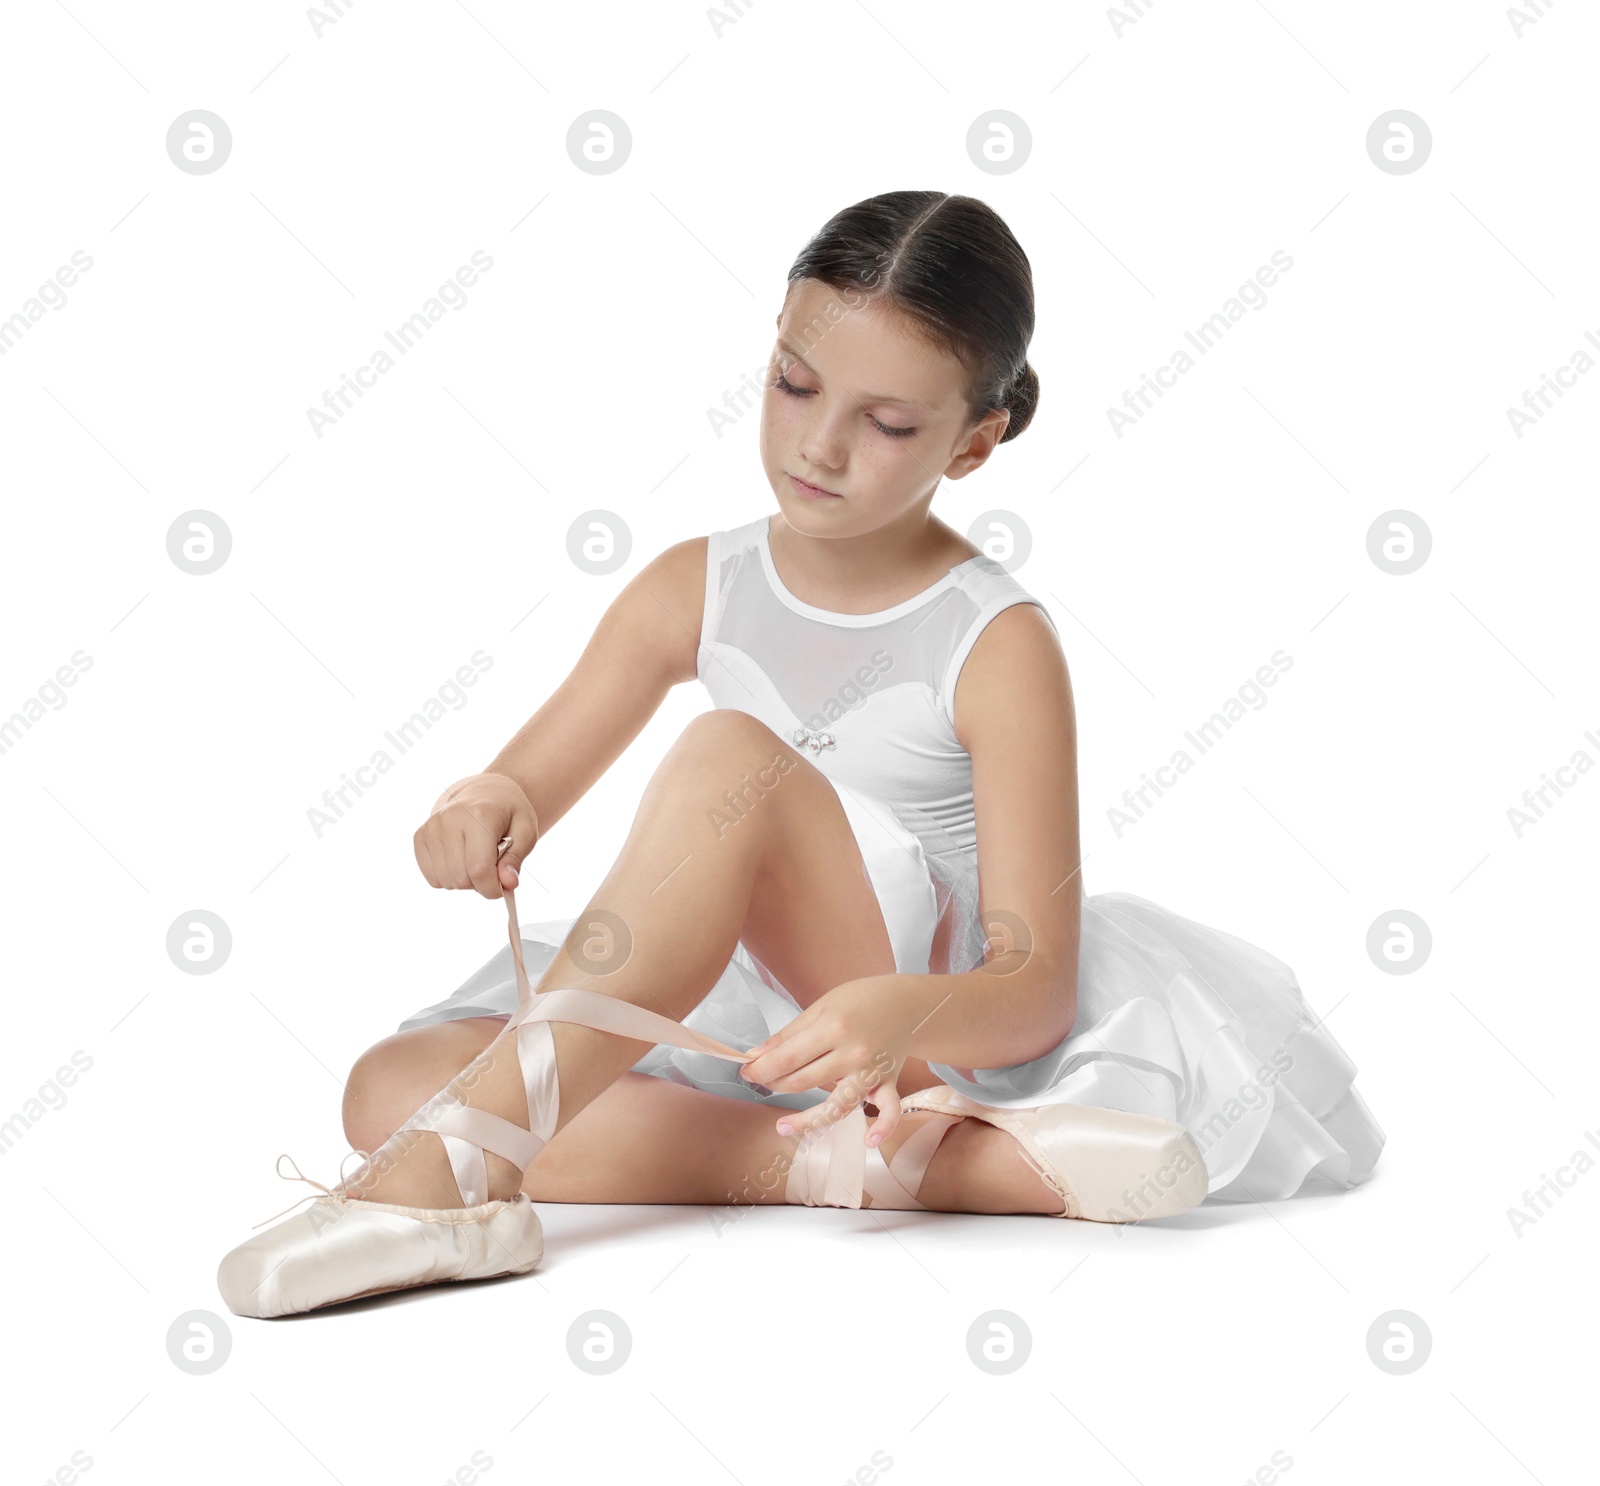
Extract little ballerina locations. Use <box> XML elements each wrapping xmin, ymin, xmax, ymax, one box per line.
<box><xmin>219</xmin><ymin>190</ymin><xmax>1382</xmax><ymax>1319</ymax></box>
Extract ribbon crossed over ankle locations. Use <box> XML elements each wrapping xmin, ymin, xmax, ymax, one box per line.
<box><xmin>251</xmin><ymin>841</ymin><xmax>764</xmax><ymax>1227</ymax></box>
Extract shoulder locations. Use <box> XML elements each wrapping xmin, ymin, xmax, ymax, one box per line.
<box><xmin>650</xmin><ymin>534</ymin><xmax>711</xmax><ymax>584</ymax></box>
<box><xmin>633</xmin><ymin>518</ymin><xmax>775</xmax><ymax>671</ymax></box>
<box><xmin>626</xmin><ymin>534</ymin><xmax>710</xmax><ymax>608</ymax></box>
<box><xmin>606</xmin><ymin>536</ymin><xmax>710</xmax><ymax>687</ymax></box>
<box><xmin>948</xmin><ymin>595</ymin><xmax>1069</xmax><ymax>750</ymax></box>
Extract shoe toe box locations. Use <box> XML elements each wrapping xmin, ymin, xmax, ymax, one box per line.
<box><xmin>216</xmin><ymin>1199</ymin><xmax>441</xmax><ymax>1318</ymax></box>
<box><xmin>218</xmin><ymin>1197</ymin><xmax>544</xmax><ymax>1318</ymax></box>
<box><xmin>216</xmin><ymin>1224</ymin><xmax>303</xmax><ymax>1319</ymax></box>
<box><xmin>1031</xmin><ymin>1105</ymin><xmax>1210</xmax><ymax>1222</ymax></box>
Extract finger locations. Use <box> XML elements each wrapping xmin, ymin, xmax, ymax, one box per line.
<box><xmin>742</xmin><ymin>1021</ymin><xmax>822</xmax><ymax>1088</ymax></box>
<box><xmin>505</xmin><ymin>802</ymin><xmax>540</xmax><ymax>872</ymax></box>
<box><xmin>862</xmin><ymin>1080</ymin><xmax>901</xmax><ymax>1147</ymax></box>
<box><xmin>464</xmin><ymin>823</ymin><xmax>504</xmax><ymax>900</ymax></box>
<box><xmin>427</xmin><ymin>816</ymin><xmax>467</xmax><ymax>889</ymax></box>
<box><xmin>420</xmin><ymin>788</ymin><xmax>470</xmax><ymax>888</ymax></box>
<box><xmin>775</xmin><ymin>1102</ymin><xmax>835</xmax><ymax>1140</ymax></box>
<box><xmin>430</xmin><ymin>794</ymin><xmax>494</xmax><ymax>892</ymax></box>
<box><xmin>413</xmin><ymin>827</ymin><xmax>441</xmax><ymax>888</ymax></box>
<box><xmin>492</xmin><ymin>831</ymin><xmax>524</xmax><ymax>889</ymax></box>
<box><xmin>739</xmin><ymin>1032</ymin><xmax>780</xmax><ymax>1086</ymax></box>
<box><xmin>759</xmin><ymin>1043</ymin><xmax>844</xmax><ymax>1095</ymax></box>
<box><xmin>775</xmin><ymin>1085</ymin><xmax>863</xmax><ymax>1140</ymax></box>
<box><xmin>478</xmin><ymin>806</ymin><xmax>532</xmax><ymax>900</ymax></box>
<box><xmin>451</xmin><ymin>808</ymin><xmax>508</xmax><ymax>899</ymax></box>
<box><xmin>421</xmin><ymin>829</ymin><xmax>453</xmax><ymax>891</ymax></box>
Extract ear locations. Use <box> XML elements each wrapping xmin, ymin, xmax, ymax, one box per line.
<box><xmin>943</xmin><ymin>407</ymin><xmax>1011</xmax><ymax>480</ymax></box>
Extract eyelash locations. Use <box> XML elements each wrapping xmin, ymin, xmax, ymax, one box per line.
<box><xmin>772</xmin><ymin>370</ymin><xmax>916</xmax><ymax>439</ymax></box>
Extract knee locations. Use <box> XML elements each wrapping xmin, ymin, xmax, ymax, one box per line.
<box><xmin>340</xmin><ymin>1018</ymin><xmax>502</xmax><ymax>1155</ymax></box>
<box><xmin>341</xmin><ymin>1037</ymin><xmax>420</xmax><ymax>1156</ymax></box>
<box><xmin>679</xmin><ymin>708</ymin><xmax>786</xmax><ymax>750</ymax></box>
<box><xmin>670</xmin><ymin>709</ymin><xmax>799</xmax><ymax>780</ymax></box>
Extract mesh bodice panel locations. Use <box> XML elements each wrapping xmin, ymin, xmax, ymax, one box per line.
<box><xmin>696</xmin><ymin>514</ymin><xmax>1061</xmax><ymax>973</ymax></box>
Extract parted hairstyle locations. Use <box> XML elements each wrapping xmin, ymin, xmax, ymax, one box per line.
<box><xmin>784</xmin><ymin>190</ymin><xmax>1040</xmax><ymax>443</ymax></box>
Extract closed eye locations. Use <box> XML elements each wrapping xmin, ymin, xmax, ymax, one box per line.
<box><xmin>772</xmin><ymin>371</ymin><xmax>916</xmax><ymax>439</ymax></box>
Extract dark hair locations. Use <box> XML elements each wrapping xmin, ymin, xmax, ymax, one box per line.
<box><xmin>784</xmin><ymin>191</ymin><xmax>1039</xmax><ymax>443</ymax></box>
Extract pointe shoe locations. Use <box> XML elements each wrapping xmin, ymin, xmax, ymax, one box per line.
<box><xmin>897</xmin><ymin>1085</ymin><xmax>1209</xmax><ymax>1222</ymax></box>
<box><xmin>215</xmin><ymin>1158</ymin><xmax>548</xmax><ymax>1318</ymax></box>
<box><xmin>218</xmin><ymin>869</ymin><xmax>759</xmax><ymax>1319</ymax></box>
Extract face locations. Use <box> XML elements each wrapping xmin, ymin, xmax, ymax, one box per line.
<box><xmin>759</xmin><ymin>277</ymin><xmax>1011</xmax><ymax>537</ymax></box>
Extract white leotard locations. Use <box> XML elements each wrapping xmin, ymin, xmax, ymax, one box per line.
<box><xmin>697</xmin><ymin>512</ymin><xmax>1064</xmax><ymax>979</ymax></box>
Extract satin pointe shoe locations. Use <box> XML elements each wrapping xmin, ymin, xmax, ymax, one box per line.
<box><xmin>782</xmin><ymin>1089</ymin><xmax>1207</xmax><ymax>1221</ymax></box>
<box><xmin>780</xmin><ymin>1093</ymin><xmax>1205</xmax><ymax>1219</ymax></box>
<box><xmin>897</xmin><ymin>1085</ymin><xmax>1209</xmax><ymax>1222</ymax></box>
<box><xmin>217</xmin><ymin>873</ymin><xmax>758</xmax><ymax>1319</ymax></box>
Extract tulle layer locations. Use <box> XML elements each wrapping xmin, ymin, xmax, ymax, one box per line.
<box><xmin>923</xmin><ymin>891</ymin><xmax>1385</xmax><ymax>1201</ymax></box>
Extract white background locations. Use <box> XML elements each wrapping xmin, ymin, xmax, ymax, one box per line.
<box><xmin>2</xmin><ymin>1</ymin><xmax>1595</xmax><ymax>1482</ymax></box>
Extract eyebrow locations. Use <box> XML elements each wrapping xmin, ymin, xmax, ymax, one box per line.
<box><xmin>776</xmin><ymin>337</ymin><xmax>935</xmax><ymax>412</ymax></box>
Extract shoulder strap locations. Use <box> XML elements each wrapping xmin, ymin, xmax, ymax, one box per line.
<box><xmin>697</xmin><ymin>518</ymin><xmax>769</xmax><ymax>665</ymax></box>
<box><xmin>938</xmin><ymin>563</ymin><xmax>1059</xmax><ymax>726</ymax></box>
<box><xmin>698</xmin><ymin>527</ymin><xmax>724</xmax><ymax>665</ymax></box>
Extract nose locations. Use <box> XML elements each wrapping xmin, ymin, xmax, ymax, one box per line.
<box><xmin>796</xmin><ymin>403</ymin><xmax>850</xmax><ymax>474</ymax></box>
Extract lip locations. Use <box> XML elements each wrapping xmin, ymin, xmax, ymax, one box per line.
<box><xmin>789</xmin><ymin>472</ymin><xmax>842</xmax><ymax>500</ymax></box>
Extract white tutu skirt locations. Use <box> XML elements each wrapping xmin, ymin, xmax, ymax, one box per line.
<box><xmin>398</xmin><ymin>778</ymin><xmax>1385</xmax><ymax>1205</ymax></box>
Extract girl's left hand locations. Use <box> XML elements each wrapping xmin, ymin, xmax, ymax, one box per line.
<box><xmin>738</xmin><ymin>975</ymin><xmax>922</xmax><ymax>1147</ymax></box>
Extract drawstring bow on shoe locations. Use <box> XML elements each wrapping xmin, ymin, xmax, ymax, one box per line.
<box><xmin>250</xmin><ymin>1152</ymin><xmax>365</xmax><ymax>1230</ymax></box>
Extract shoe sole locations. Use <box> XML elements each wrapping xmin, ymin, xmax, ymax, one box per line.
<box><xmin>297</xmin><ymin>1244</ymin><xmax>545</xmax><ymax>1314</ymax></box>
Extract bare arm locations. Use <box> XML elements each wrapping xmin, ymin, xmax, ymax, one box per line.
<box><xmin>738</xmin><ymin>599</ymin><xmax>1084</xmax><ymax>1111</ymax></box>
<box><xmin>899</xmin><ymin>600</ymin><xmax>1083</xmax><ymax>1067</ymax></box>
<box><xmin>482</xmin><ymin>536</ymin><xmax>707</xmax><ymax>840</ymax></box>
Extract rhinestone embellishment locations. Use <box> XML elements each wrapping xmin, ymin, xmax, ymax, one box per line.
<box><xmin>792</xmin><ymin>726</ymin><xmax>836</xmax><ymax>755</ymax></box>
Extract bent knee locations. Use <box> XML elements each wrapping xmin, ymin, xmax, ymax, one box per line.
<box><xmin>340</xmin><ymin>1017</ymin><xmax>505</xmax><ymax>1154</ymax></box>
<box><xmin>665</xmin><ymin>712</ymin><xmax>819</xmax><ymax>810</ymax></box>
<box><xmin>674</xmin><ymin>709</ymin><xmax>797</xmax><ymax>766</ymax></box>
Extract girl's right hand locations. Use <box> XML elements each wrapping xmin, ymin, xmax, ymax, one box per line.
<box><xmin>413</xmin><ymin>772</ymin><xmax>541</xmax><ymax>900</ymax></box>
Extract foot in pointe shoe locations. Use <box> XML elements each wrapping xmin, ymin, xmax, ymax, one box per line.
<box><xmin>779</xmin><ymin>1086</ymin><xmax>1207</xmax><ymax>1220</ymax></box>
<box><xmin>216</xmin><ymin>1159</ymin><xmax>547</xmax><ymax>1319</ymax></box>
<box><xmin>217</xmin><ymin>885</ymin><xmax>760</xmax><ymax>1318</ymax></box>
<box><xmin>897</xmin><ymin>1085</ymin><xmax>1209</xmax><ymax>1221</ymax></box>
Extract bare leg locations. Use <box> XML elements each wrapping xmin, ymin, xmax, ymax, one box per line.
<box><xmin>345</xmin><ymin>1031</ymin><xmax>1060</xmax><ymax>1215</ymax></box>
<box><xmin>341</xmin><ymin>710</ymin><xmax>912</xmax><ymax>1209</ymax></box>
<box><xmin>524</xmin><ymin>1075</ymin><xmax>1062</xmax><ymax>1216</ymax></box>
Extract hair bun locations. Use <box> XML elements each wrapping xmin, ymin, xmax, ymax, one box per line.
<box><xmin>1000</xmin><ymin>361</ymin><xmax>1039</xmax><ymax>443</ymax></box>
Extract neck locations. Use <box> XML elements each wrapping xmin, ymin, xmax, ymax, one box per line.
<box><xmin>769</xmin><ymin>501</ymin><xmax>970</xmax><ymax>601</ymax></box>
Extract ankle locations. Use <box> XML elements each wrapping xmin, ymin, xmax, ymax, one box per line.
<box><xmin>917</xmin><ymin>1119</ymin><xmax>1063</xmax><ymax>1215</ymax></box>
<box><xmin>339</xmin><ymin>1123</ymin><xmax>529</xmax><ymax>1208</ymax></box>
<box><xmin>875</xmin><ymin>1107</ymin><xmax>947</xmax><ymax>1166</ymax></box>
<box><xmin>482</xmin><ymin>1151</ymin><xmax>528</xmax><ymax>1203</ymax></box>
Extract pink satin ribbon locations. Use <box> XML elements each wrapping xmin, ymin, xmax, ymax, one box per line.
<box><xmin>256</xmin><ymin>842</ymin><xmax>759</xmax><ymax>1225</ymax></box>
